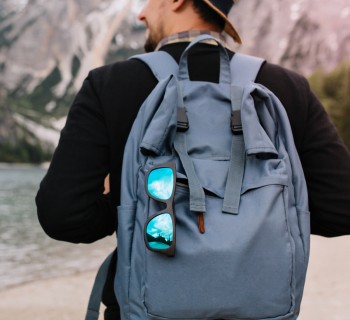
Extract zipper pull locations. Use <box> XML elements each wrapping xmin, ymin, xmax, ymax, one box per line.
<box><xmin>198</xmin><ymin>213</ymin><xmax>205</xmax><ymax>234</ymax></box>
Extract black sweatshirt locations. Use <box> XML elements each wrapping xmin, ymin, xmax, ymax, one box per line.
<box><xmin>36</xmin><ymin>43</ymin><xmax>350</xmax><ymax>244</ymax></box>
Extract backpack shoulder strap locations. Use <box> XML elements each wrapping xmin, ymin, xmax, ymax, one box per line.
<box><xmin>130</xmin><ymin>51</ymin><xmax>178</xmax><ymax>81</ymax></box>
<box><xmin>84</xmin><ymin>250</ymin><xmax>116</xmax><ymax>320</ymax></box>
<box><xmin>222</xmin><ymin>53</ymin><xmax>265</xmax><ymax>214</ymax></box>
<box><xmin>230</xmin><ymin>52</ymin><xmax>265</xmax><ymax>85</ymax></box>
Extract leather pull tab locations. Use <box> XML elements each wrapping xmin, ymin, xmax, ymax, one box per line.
<box><xmin>198</xmin><ymin>213</ymin><xmax>205</xmax><ymax>234</ymax></box>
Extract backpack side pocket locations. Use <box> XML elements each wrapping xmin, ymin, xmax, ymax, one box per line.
<box><xmin>115</xmin><ymin>203</ymin><xmax>137</xmax><ymax>319</ymax></box>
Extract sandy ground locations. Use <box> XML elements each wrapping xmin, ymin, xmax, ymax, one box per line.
<box><xmin>0</xmin><ymin>236</ymin><xmax>349</xmax><ymax>320</ymax></box>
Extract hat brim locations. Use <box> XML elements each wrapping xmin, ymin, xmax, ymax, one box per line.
<box><xmin>201</xmin><ymin>0</ymin><xmax>242</xmax><ymax>44</ymax></box>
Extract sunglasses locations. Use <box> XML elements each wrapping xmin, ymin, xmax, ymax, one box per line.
<box><xmin>144</xmin><ymin>162</ymin><xmax>176</xmax><ymax>257</ymax></box>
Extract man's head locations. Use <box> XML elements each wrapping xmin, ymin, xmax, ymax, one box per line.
<box><xmin>138</xmin><ymin>0</ymin><xmax>241</xmax><ymax>52</ymax></box>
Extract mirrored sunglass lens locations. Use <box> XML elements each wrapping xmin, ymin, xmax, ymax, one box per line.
<box><xmin>147</xmin><ymin>167</ymin><xmax>174</xmax><ymax>200</ymax></box>
<box><xmin>146</xmin><ymin>213</ymin><xmax>173</xmax><ymax>250</ymax></box>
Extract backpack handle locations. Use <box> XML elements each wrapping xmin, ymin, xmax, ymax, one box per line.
<box><xmin>177</xmin><ymin>34</ymin><xmax>231</xmax><ymax>84</ymax></box>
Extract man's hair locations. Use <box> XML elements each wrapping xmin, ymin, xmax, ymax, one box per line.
<box><xmin>192</xmin><ymin>0</ymin><xmax>226</xmax><ymax>31</ymax></box>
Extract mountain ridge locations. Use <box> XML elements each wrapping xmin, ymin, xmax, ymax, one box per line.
<box><xmin>0</xmin><ymin>0</ymin><xmax>349</xmax><ymax>162</ymax></box>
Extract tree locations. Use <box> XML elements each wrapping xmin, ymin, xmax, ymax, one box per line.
<box><xmin>308</xmin><ymin>62</ymin><xmax>350</xmax><ymax>150</ymax></box>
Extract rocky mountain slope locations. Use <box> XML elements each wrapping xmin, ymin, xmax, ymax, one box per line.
<box><xmin>231</xmin><ymin>0</ymin><xmax>350</xmax><ymax>75</ymax></box>
<box><xmin>0</xmin><ymin>0</ymin><xmax>145</xmax><ymax>161</ymax></box>
<box><xmin>0</xmin><ymin>0</ymin><xmax>349</xmax><ymax>162</ymax></box>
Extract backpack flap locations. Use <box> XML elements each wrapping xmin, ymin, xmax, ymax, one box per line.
<box><xmin>241</xmin><ymin>85</ymin><xmax>279</xmax><ymax>159</ymax></box>
<box><xmin>140</xmin><ymin>75</ymin><xmax>179</xmax><ymax>157</ymax></box>
<box><xmin>229</xmin><ymin>52</ymin><xmax>277</xmax><ymax>159</ymax></box>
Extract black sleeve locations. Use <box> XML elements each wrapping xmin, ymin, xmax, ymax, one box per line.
<box><xmin>258</xmin><ymin>63</ymin><xmax>350</xmax><ymax>236</ymax></box>
<box><xmin>301</xmin><ymin>84</ymin><xmax>350</xmax><ymax>236</ymax></box>
<box><xmin>36</xmin><ymin>72</ymin><xmax>115</xmax><ymax>243</ymax></box>
<box><xmin>36</xmin><ymin>58</ymin><xmax>158</xmax><ymax>244</ymax></box>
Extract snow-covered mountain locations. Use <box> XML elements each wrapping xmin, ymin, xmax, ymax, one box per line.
<box><xmin>0</xmin><ymin>0</ymin><xmax>349</xmax><ymax>162</ymax></box>
<box><xmin>231</xmin><ymin>0</ymin><xmax>350</xmax><ymax>75</ymax></box>
<box><xmin>0</xmin><ymin>0</ymin><xmax>145</xmax><ymax>161</ymax></box>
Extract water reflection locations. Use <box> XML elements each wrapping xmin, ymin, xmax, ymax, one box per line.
<box><xmin>0</xmin><ymin>166</ymin><xmax>115</xmax><ymax>289</ymax></box>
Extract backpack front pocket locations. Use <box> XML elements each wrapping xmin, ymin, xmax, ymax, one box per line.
<box><xmin>143</xmin><ymin>179</ymin><xmax>295</xmax><ymax>320</ymax></box>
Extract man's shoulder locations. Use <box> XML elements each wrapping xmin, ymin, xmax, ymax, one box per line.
<box><xmin>89</xmin><ymin>58</ymin><xmax>154</xmax><ymax>82</ymax></box>
<box><xmin>84</xmin><ymin>56</ymin><xmax>160</xmax><ymax>100</ymax></box>
<box><xmin>257</xmin><ymin>60</ymin><xmax>309</xmax><ymax>91</ymax></box>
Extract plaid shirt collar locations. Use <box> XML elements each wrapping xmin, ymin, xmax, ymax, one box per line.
<box><xmin>155</xmin><ymin>30</ymin><xmax>229</xmax><ymax>51</ymax></box>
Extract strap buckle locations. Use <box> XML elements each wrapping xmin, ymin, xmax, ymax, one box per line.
<box><xmin>231</xmin><ymin>110</ymin><xmax>243</xmax><ymax>135</ymax></box>
<box><xmin>177</xmin><ymin>107</ymin><xmax>189</xmax><ymax>132</ymax></box>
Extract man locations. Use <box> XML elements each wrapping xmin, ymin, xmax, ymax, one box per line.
<box><xmin>36</xmin><ymin>0</ymin><xmax>350</xmax><ymax>319</ymax></box>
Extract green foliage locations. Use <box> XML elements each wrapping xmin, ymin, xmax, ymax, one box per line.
<box><xmin>8</xmin><ymin>65</ymin><xmax>74</xmax><ymax>121</ymax></box>
<box><xmin>9</xmin><ymin>66</ymin><xmax>62</xmax><ymax>114</ymax></box>
<box><xmin>106</xmin><ymin>47</ymin><xmax>143</xmax><ymax>64</ymax></box>
<box><xmin>308</xmin><ymin>62</ymin><xmax>350</xmax><ymax>150</ymax></box>
<box><xmin>0</xmin><ymin>138</ymin><xmax>52</xmax><ymax>163</ymax></box>
<box><xmin>71</xmin><ymin>55</ymin><xmax>81</xmax><ymax>78</ymax></box>
<box><xmin>0</xmin><ymin>23</ymin><xmax>14</xmax><ymax>47</ymax></box>
<box><xmin>0</xmin><ymin>10</ymin><xmax>15</xmax><ymax>47</ymax></box>
<box><xmin>0</xmin><ymin>53</ymin><xmax>81</xmax><ymax>163</ymax></box>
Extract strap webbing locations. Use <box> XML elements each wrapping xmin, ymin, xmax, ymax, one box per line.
<box><xmin>84</xmin><ymin>251</ymin><xmax>115</xmax><ymax>320</ymax></box>
<box><xmin>174</xmin><ymin>133</ymin><xmax>206</xmax><ymax>213</ymax></box>
<box><xmin>130</xmin><ymin>51</ymin><xmax>178</xmax><ymax>81</ymax></box>
<box><xmin>230</xmin><ymin>52</ymin><xmax>265</xmax><ymax>85</ymax></box>
<box><xmin>222</xmin><ymin>86</ymin><xmax>245</xmax><ymax>214</ymax></box>
<box><xmin>222</xmin><ymin>54</ymin><xmax>265</xmax><ymax>214</ymax></box>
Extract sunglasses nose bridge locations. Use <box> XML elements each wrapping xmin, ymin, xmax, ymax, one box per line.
<box><xmin>149</xmin><ymin>196</ymin><xmax>170</xmax><ymax>214</ymax></box>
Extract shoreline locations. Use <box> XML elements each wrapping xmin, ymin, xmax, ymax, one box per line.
<box><xmin>0</xmin><ymin>162</ymin><xmax>50</xmax><ymax>169</ymax></box>
<box><xmin>0</xmin><ymin>267</ymin><xmax>99</xmax><ymax>293</ymax></box>
<box><xmin>0</xmin><ymin>270</ymin><xmax>102</xmax><ymax>320</ymax></box>
<box><xmin>0</xmin><ymin>236</ymin><xmax>349</xmax><ymax>320</ymax></box>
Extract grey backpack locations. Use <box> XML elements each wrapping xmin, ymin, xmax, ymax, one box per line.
<box><xmin>86</xmin><ymin>35</ymin><xmax>310</xmax><ymax>320</ymax></box>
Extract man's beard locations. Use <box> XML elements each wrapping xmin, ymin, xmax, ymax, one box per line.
<box><xmin>144</xmin><ymin>37</ymin><xmax>158</xmax><ymax>53</ymax></box>
<box><xmin>143</xmin><ymin>24</ymin><xmax>164</xmax><ymax>53</ymax></box>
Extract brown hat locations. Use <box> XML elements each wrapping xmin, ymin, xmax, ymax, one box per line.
<box><xmin>201</xmin><ymin>0</ymin><xmax>242</xmax><ymax>44</ymax></box>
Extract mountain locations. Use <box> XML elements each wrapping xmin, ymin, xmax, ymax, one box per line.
<box><xmin>0</xmin><ymin>0</ymin><xmax>145</xmax><ymax>162</ymax></box>
<box><xmin>0</xmin><ymin>0</ymin><xmax>349</xmax><ymax>162</ymax></box>
<box><xmin>231</xmin><ymin>0</ymin><xmax>350</xmax><ymax>75</ymax></box>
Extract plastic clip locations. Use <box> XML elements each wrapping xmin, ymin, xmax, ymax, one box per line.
<box><xmin>231</xmin><ymin>110</ymin><xmax>243</xmax><ymax>135</ymax></box>
<box><xmin>177</xmin><ymin>107</ymin><xmax>189</xmax><ymax>132</ymax></box>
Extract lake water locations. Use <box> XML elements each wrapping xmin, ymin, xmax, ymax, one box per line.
<box><xmin>0</xmin><ymin>165</ymin><xmax>116</xmax><ymax>290</ymax></box>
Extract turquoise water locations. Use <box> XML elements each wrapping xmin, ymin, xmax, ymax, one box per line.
<box><xmin>0</xmin><ymin>166</ymin><xmax>115</xmax><ymax>290</ymax></box>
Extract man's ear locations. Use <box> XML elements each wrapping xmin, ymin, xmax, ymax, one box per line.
<box><xmin>171</xmin><ymin>0</ymin><xmax>187</xmax><ymax>12</ymax></box>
